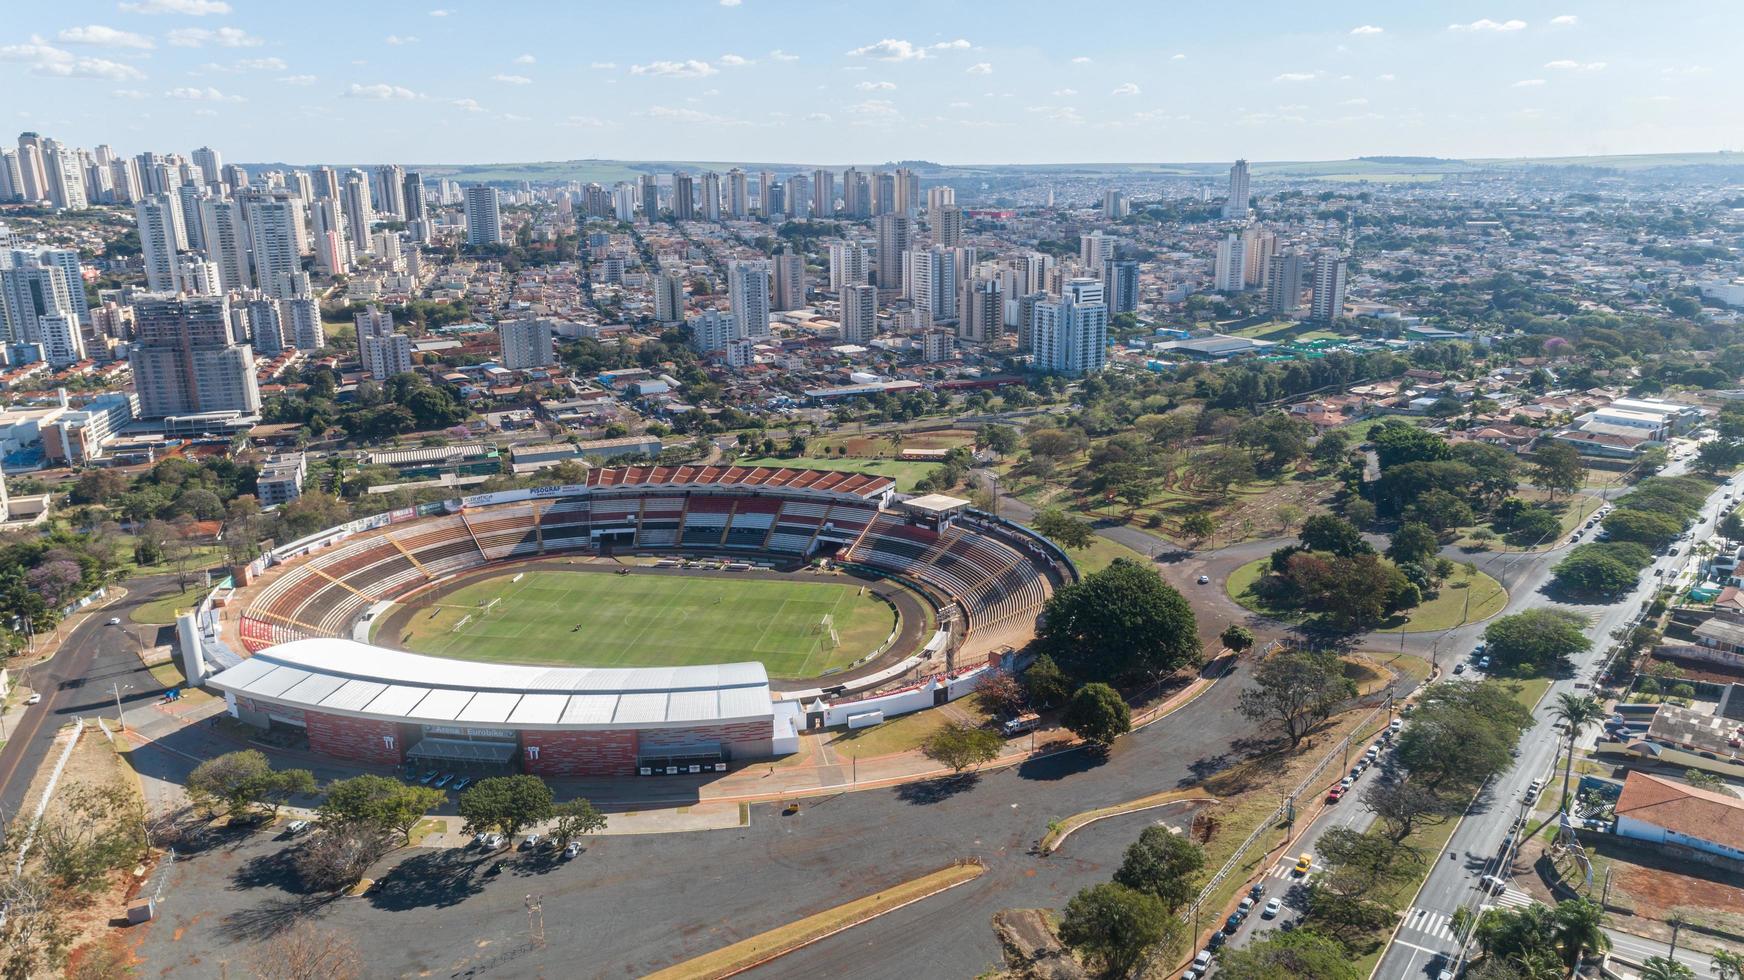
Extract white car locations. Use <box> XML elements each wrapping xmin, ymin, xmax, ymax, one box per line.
<box><xmin>107</xmin><ymin>617</ymin><xmax>121</xmax><ymax>626</ymax></box>
<box><xmin>1480</xmin><ymin>874</ymin><xmax>1507</xmax><ymax>894</ymax></box>
<box><xmin>519</xmin><ymin>833</ymin><xmax>542</xmax><ymax>851</ymax></box>
<box><xmin>1193</xmin><ymin>950</ymin><xmax>1214</xmax><ymax>970</ymax></box>
<box><xmin>1262</xmin><ymin>898</ymin><xmax>1283</xmax><ymax>918</ymax></box>
<box><xmin>564</xmin><ymin>840</ymin><xmax>582</xmax><ymax>859</ymax></box>
<box><xmin>285</xmin><ymin>819</ymin><xmax>310</xmax><ymax>836</ymax></box>
<box><xmin>23</xmin><ymin>693</ymin><xmax>41</xmax><ymax>705</ymax></box>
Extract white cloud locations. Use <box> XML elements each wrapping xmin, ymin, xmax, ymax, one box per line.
<box><xmin>1273</xmin><ymin>71</ymin><xmax>1318</xmax><ymax>82</ymax></box>
<box><xmin>167</xmin><ymin>26</ymin><xmax>263</xmax><ymax>47</ymax></box>
<box><xmin>428</xmin><ymin>8</ymin><xmax>450</xmax><ymax>15</ymax></box>
<box><xmin>1172</xmin><ymin>53</ymin><xmax>1187</xmax><ymax>61</ymax></box>
<box><xmin>451</xmin><ymin>97</ymin><xmax>484</xmax><ymax>112</ymax></box>
<box><xmin>1110</xmin><ymin>81</ymin><xmax>1140</xmax><ymax>96</ymax></box>
<box><xmin>118</xmin><ymin>0</ymin><xmax>230</xmax><ymax>13</ymax></box>
<box><xmin>1341</xmin><ymin>97</ymin><xmax>1369</xmax><ymax>106</ymax></box>
<box><xmin>514</xmin><ymin>53</ymin><xmax>535</xmax><ymax>64</ymax></box>
<box><xmin>58</xmin><ymin>25</ymin><xmax>154</xmax><ymax>49</ymax></box>
<box><xmin>1349</xmin><ymin>25</ymin><xmax>1383</xmax><ymax>35</ymax></box>
<box><xmin>855</xmin><ymin>80</ymin><xmax>895</xmax><ymax>90</ymax></box>
<box><xmin>1448</xmin><ymin>18</ymin><xmax>1527</xmax><ymax>32</ymax></box>
<box><xmin>805</xmin><ymin>111</ymin><xmax>831</xmax><ymax>122</ymax></box>
<box><xmin>344</xmin><ymin>82</ymin><xmax>419</xmax><ymax>99</ymax></box>
<box><xmin>1512</xmin><ymin>78</ymin><xmax>1545</xmax><ymax>87</ymax></box>
<box><xmin>719</xmin><ymin>0</ymin><xmax>742</xmax><ymax>5</ymax></box>
<box><xmin>0</xmin><ymin>39</ymin><xmax>147</xmax><ymax>80</ymax></box>
<box><xmin>768</xmin><ymin>49</ymin><xmax>797</xmax><ymax>62</ymax></box>
<box><xmin>491</xmin><ymin>73</ymin><xmax>531</xmax><ymax>84</ymax></box>
<box><xmin>718</xmin><ymin>53</ymin><xmax>753</xmax><ymax>67</ymax></box>
<box><xmin>1052</xmin><ymin>87</ymin><xmax>1076</xmax><ymax>96</ymax></box>
<box><xmin>966</xmin><ymin>62</ymin><xmax>992</xmax><ymax>75</ymax></box>
<box><xmin>1070</xmin><ymin>56</ymin><xmax>1092</xmax><ymax>64</ymax></box>
<box><xmin>1544</xmin><ymin>59</ymin><xmax>1606</xmax><ymax>71</ymax></box>
<box><xmin>1028</xmin><ymin>105</ymin><xmax>1084</xmax><ymax>124</ymax></box>
<box><xmin>847</xmin><ymin>38</ymin><xmax>928</xmax><ymax>61</ymax></box>
<box><xmin>385</xmin><ymin>34</ymin><xmax>418</xmax><ymax>45</ymax></box>
<box><xmin>931</xmin><ymin>39</ymin><xmax>970</xmax><ymax>50</ymax></box>
<box><xmin>1550</xmin><ymin>14</ymin><xmax>1578</xmax><ymax>25</ymax></box>
<box><xmin>846</xmin><ymin>98</ymin><xmax>900</xmax><ymax>117</ymax></box>
<box><xmin>166</xmin><ymin>85</ymin><xmax>242</xmax><ymax>101</ymax></box>
<box><xmin>561</xmin><ymin>115</ymin><xmax>609</xmax><ymax>127</ymax></box>
<box><xmin>629</xmin><ymin>59</ymin><xmax>717</xmax><ymax>77</ymax></box>
<box><xmin>112</xmin><ymin>88</ymin><xmax>148</xmax><ymax>98</ymax></box>
<box><xmin>278</xmin><ymin>73</ymin><xmax>315</xmax><ymax>85</ymax></box>
<box><xmin>590</xmin><ymin>61</ymin><xmax>616</xmax><ymax>69</ymax></box>
<box><xmin>644</xmin><ymin>105</ymin><xmax>747</xmax><ymax>125</ymax></box>
<box><xmin>234</xmin><ymin>56</ymin><xmax>285</xmax><ymax>70</ymax></box>
<box><xmin>947</xmin><ymin>100</ymin><xmax>972</xmax><ymax>109</ymax></box>
<box><xmin>1376</xmin><ymin>72</ymin><xmax>1396</xmax><ymax>81</ymax></box>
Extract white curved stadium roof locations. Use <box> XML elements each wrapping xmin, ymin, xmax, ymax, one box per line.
<box><xmin>207</xmin><ymin>639</ymin><xmax>774</xmax><ymax>730</ymax></box>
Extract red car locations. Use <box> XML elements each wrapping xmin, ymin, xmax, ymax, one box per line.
<box><xmin>1326</xmin><ymin>786</ymin><xmax>1345</xmax><ymax>803</ymax></box>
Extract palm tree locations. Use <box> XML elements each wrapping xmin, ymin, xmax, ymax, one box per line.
<box><xmin>1714</xmin><ymin>948</ymin><xmax>1744</xmax><ymax>980</ymax></box>
<box><xmin>1640</xmin><ymin>957</ymin><xmax>1694</xmax><ymax>980</ymax></box>
<box><xmin>1550</xmin><ymin>693</ymin><xmax>1606</xmax><ymax>814</ymax></box>
<box><xmin>1553</xmin><ymin>898</ymin><xmax>1610</xmax><ymax>971</ymax></box>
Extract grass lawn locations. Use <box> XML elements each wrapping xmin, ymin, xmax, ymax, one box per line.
<box><xmin>1226</xmin><ymin>557</ymin><xmax>1304</xmax><ymax>623</ymax></box>
<box><xmin>1063</xmin><ymin>535</ymin><xmax>1151</xmax><ymax>576</ymax></box>
<box><xmin>1377</xmin><ymin>569</ymin><xmax>1508</xmax><ymax>633</ymax></box>
<box><xmin>387</xmin><ymin>570</ymin><xmax>896</xmax><ymax>680</ymax></box>
<box><xmin>129</xmin><ymin>584</ymin><xmax>212</xmax><ymax>626</ymax></box>
<box><xmin>829</xmin><ymin>694</ymin><xmax>992</xmax><ymax>759</ymax></box>
<box><xmin>731</xmin><ymin>455</ymin><xmax>941</xmax><ymax>492</ymax></box>
<box><xmin>813</xmin><ymin>429</ymin><xmax>975</xmax><ymax>457</ymax></box>
<box><xmin>1506</xmin><ymin>676</ymin><xmax>1554</xmax><ymax>710</ymax></box>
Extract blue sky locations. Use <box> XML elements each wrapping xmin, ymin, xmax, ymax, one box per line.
<box><xmin>4</xmin><ymin>0</ymin><xmax>1740</xmax><ymax>166</ymax></box>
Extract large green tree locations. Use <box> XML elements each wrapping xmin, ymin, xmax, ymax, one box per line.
<box><xmin>456</xmin><ymin>775</ymin><xmax>555</xmax><ymax>841</ymax></box>
<box><xmin>1484</xmin><ymin>609</ymin><xmax>1592</xmax><ymax>676</ymax></box>
<box><xmin>1032</xmin><ymin>509</ymin><xmax>1096</xmax><ymax>550</ymax></box>
<box><xmin>1036</xmin><ymin>559</ymin><xmax>1198</xmax><ymax>681</ymax></box>
<box><xmin>1299</xmin><ymin>514</ymin><xmax>1372</xmax><ymax>557</ymax></box>
<box><xmin>1062</xmin><ymin>683</ymin><xmax>1132</xmax><ymax>748</ymax></box>
<box><xmin>1395</xmin><ymin>681</ymin><xmax>1534</xmax><ymax>791</ymax></box>
<box><xmin>1236</xmin><ymin>649</ymin><xmax>1357</xmax><ymax>749</ymax></box>
<box><xmin>1057</xmin><ymin>882</ymin><xmax>1178</xmax><ymax>977</ymax></box>
<box><xmin>1387</xmin><ymin>522</ymin><xmax>1442</xmax><ymax>566</ymax></box>
<box><xmin>318</xmin><ymin>774</ymin><xmax>444</xmax><ymax>845</ymax></box>
<box><xmin>921</xmin><ymin>723</ymin><xmax>1004</xmax><ymax>774</ymax></box>
<box><xmin>1215</xmin><ymin>928</ymin><xmax>1360</xmax><ymax>980</ymax></box>
<box><xmin>1111</xmin><ymin>825</ymin><xmax>1205</xmax><ymax>913</ymax></box>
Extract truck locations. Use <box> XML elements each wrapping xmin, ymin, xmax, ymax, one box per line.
<box><xmin>1001</xmin><ymin>713</ymin><xmax>1041</xmax><ymax>737</ymax></box>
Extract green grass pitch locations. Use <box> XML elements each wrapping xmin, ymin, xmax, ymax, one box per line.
<box><xmin>385</xmin><ymin>570</ymin><xmax>897</xmax><ymax>680</ymax></box>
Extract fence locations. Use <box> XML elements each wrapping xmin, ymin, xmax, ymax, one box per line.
<box><xmin>0</xmin><ymin>718</ymin><xmax>86</xmax><ymax>930</ymax></box>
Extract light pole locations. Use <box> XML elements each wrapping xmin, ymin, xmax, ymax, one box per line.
<box><xmin>111</xmin><ymin>682</ymin><xmax>133</xmax><ymax>731</ymax></box>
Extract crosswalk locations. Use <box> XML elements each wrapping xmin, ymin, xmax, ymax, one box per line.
<box><xmin>1264</xmin><ymin>859</ymin><xmax>1319</xmax><ymax>879</ymax></box>
<box><xmin>1494</xmin><ymin>887</ymin><xmax>1535</xmax><ymax>910</ymax></box>
<box><xmin>1400</xmin><ymin>890</ymin><xmax>1539</xmax><ymax>946</ymax></box>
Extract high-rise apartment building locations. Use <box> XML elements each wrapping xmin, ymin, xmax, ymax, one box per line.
<box><xmin>959</xmin><ymin>277</ymin><xmax>1002</xmax><ymax>345</ymax></box>
<box><xmin>177</xmin><ymin>255</ymin><xmax>221</xmax><ymax>296</ymax></box>
<box><xmin>341</xmin><ymin>170</ymin><xmax>374</xmax><ymax>254</ymax></box>
<box><xmin>842</xmin><ymin>167</ymin><xmax>869</xmax><ymax>218</ymax></box>
<box><xmin>1102</xmin><ymin>190</ymin><xmax>1129</xmax><ymax>220</ymax></box>
<box><xmin>934</xmin><ymin>205</ymin><xmax>963</xmax><ymax>248</ymax></box>
<box><xmin>829</xmin><ymin>241</ymin><xmax>868</xmax><ymax>290</ymax></box>
<box><xmin>246</xmin><ymin>297</ymin><xmax>284</xmax><ymax>356</ymax></box>
<box><xmin>700</xmin><ymin>171</ymin><xmax>722</xmax><ymax>222</ymax></box>
<box><xmin>640</xmin><ymin>174</ymin><xmax>660</xmax><ymax>221</ymax></box>
<box><xmin>1214</xmin><ymin>232</ymin><xmax>1247</xmax><ymax>293</ymax></box>
<box><xmin>1266</xmin><ymin>253</ymin><xmax>1306</xmax><ymax>315</ymax></box>
<box><xmin>726</xmin><ymin>169</ymin><xmax>749</xmax><ymax>220</ymax></box>
<box><xmin>1242</xmin><ymin>227</ymin><xmax>1277</xmax><ymax>289</ymax></box>
<box><xmin>1310</xmin><ymin>252</ymin><xmax>1348</xmax><ymax>323</ymax></box>
<box><xmin>904</xmin><ymin>247</ymin><xmax>957</xmax><ymax>324</ymax></box>
<box><xmin>772</xmin><ymin>250</ymin><xmax>805</xmax><ymax>311</ymax></box>
<box><xmin>37</xmin><ymin>312</ymin><xmax>85</xmax><ymax>367</ymax></box>
<box><xmin>1079</xmin><ymin>231</ymin><xmax>1116</xmax><ymax>270</ymax></box>
<box><xmin>653</xmin><ymin>270</ymin><xmax>686</xmax><ymax>325</ymax></box>
<box><xmin>1224</xmin><ymin>159</ymin><xmax>1251</xmax><ymax>219</ymax></box>
<box><xmin>191</xmin><ymin>146</ymin><xmax>222</xmax><ymax>187</ymax></box>
<box><xmin>0</xmin><ymin>259</ymin><xmax>75</xmax><ymax>349</ymax></box>
<box><xmin>498</xmin><ymin>319</ymin><xmax>555</xmax><ymax>370</ymax></box>
<box><xmin>136</xmin><ymin>195</ymin><xmax>181</xmax><ymax>294</ymax></box>
<box><xmin>356</xmin><ymin>305</ymin><xmax>412</xmax><ymax>379</ymax></box>
<box><xmin>281</xmin><ymin>296</ymin><xmax>324</xmax><ymax>350</ymax></box>
<box><xmin>198</xmin><ymin>198</ymin><xmax>251</xmax><ymax>292</ymax></box>
<box><xmin>1032</xmin><ymin>278</ymin><xmax>1108</xmax><ymax>376</ymax></box>
<box><xmin>688</xmin><ymin>308</ymin><xmax>735</xmax><ymax>354</ymax></box>
<box><xmin>839</xmin><ymin>284</ymin><xmax>879</xmax><ymax>344</ymax></box>
<box><xmin>374</xmin><ymin>164</ymin><xmax>407</xmax><ymax>221</ymax></box>
<box><xmin>130</xmin><ymin>295</ymin><xmax>261</xmax><ymax>419</ymax></box>
<box><xmin>1102</xmin><ymin>259</ymin><xmax>1139</xmax><ymax>314</ymax></box>
<box><xmin>245</xmin><ymin>195</ymin><xmax>303</xmax><ymax>299</ymax></box>
<box><xmin>728</xmin><ymin>260</ymin><xmax>771</xmax><ymax>339</ymax></box>
<box><xmin>670</xmin><ymin>172</ymin><xmax>696</xmax><ymax>222</ymax></box>
<box><xmin>875</xmin><ymin>214</ymin><xmax>910</xmax><ymax>296</ymax></box>
<box><xmin>812</xmin><ymin>169</ymin><xmax>834</xmax><ymax>217</ymax></box>
<box><xmin>464</xmin><ymin>185</ymin><xmax>503</xmax><ymax>246</ymax></box>
<box><xmin>787</xmin><ymin>174</ymin><xmax>811</xmax><ymax>220</ymax></box>
<box><xmin>402</xmin><ymin>170</ymin><xmax>426</xmax><ymax>223</ymax></box>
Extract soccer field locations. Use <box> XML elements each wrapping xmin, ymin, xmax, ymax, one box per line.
<box><xmin>384</xmin><ymin>570</ymin><xmax>898</xmax><ymax>679</ymax></box>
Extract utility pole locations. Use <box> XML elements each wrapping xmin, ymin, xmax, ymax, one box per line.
<box><xmin>111</xmin><ymin>682</ymin><xmax>132</xmax><ymax>731</ymax></box>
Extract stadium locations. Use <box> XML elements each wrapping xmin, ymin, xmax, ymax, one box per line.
<box><xmin>203</xmin><ymin>464</ymin><xmax>1074</xmax><ymax>777</ymax></box>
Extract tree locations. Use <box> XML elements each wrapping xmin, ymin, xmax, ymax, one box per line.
<box><xmin>1057</xmin><ymin>882</ymin><xmax>1177</xmax><ymax>977</ymax></box>
<box><xmin>1396</xmin><ymin>681</ymin><xmax>1534</xmax><ymax>792</ymax></box>
<box><xmin>1641</xmin><ymin>957</ymin><xmax>1695</xmax><ymax>980</ymax></box>
<box><xmin>1601</xmin><ymin>508</ymin><xmax>1686</xmax><ymax>549</ymax></box>
<box><xmin>1531</xmin><ymin>443</ymin><xmax>1585</xmax><ymax>498</ymax></box>
<box><xmin>549</xmin><ymin>799</ymin><xmax>607</xmax><ymax>847</ymax></box>
<box><xmin>1405</xmin><ymin>489</ymin><xmax>1475</xmax><ymax>533</ymax></box>
<box><xmin>1484</xmin><ymin>609</ymin><xmax>1592</xmax><ymax>676</ymax></box>
<box><xmin>1219</xmin><ymin>624</ymin><xmax>1255</xmax><ymax>655</ymax></box>
<box><xmin>921</xmin><ymin>722</ymin><xmax>1004</xmax><ymax>774</ymax></box>
<box><xmin>1303</xmin><ymin>887</ymin><xmax>1398</xmax><ymax>949</ymax></box>
<box><xmin>1363</xmin><ymin>779</ymin><xmax>1446</xmax><ymax>843</ymax></box>
<box><xmin>185</xmin><ymin>750</ymin><xmax>314</xmax><ymax>819</ymax></box>
<box><xmin>1697</xmin><ymin>438</ymin><xmax>1744</xmax><ymax>474</ymax></box>
<box><xmin>1179</xmin><ymin>512</ymin><xmax>1217</xmax><ymax>546</ymax></box>
<box><xmin>1216</xmin><ymin>929</ymin><xmax>1359</xmax><ymax>980</ymax></box>
<box><xmin>318</xmin><ymin>774</ymin><xmax>444</xmax><ymax>846</ymax></box>
<box><xmin>1506</xmin><ymin>506</ymin><xmax>1564</xmax><ymax>545</ymax></box>
<box><xmin>0</xmin><ymin>872</ymin><xmax>72</xmax><ymax>979</ymax></box>
<box><xmin>1036</xmin><ymin>559</ymin><xmax>1199</xmax><ymax>682</ymax></box>
<box><xmin>1549</xmin><ymin>694</ymin><xmax>1605</xmax><ymax>811</ymax></box>
<box><xmin>1551</xmin><ymin>548</ymin><xmax>1641</xmax><ymax>595</ymax></box>
<box><xmin>35</xmin><ymin>784</ymin><xmax>147</xmax><ymax>891</ymax></box>
<box><xmin>1313</xmin><ymin>429</ymin><xmax>1354</xmax><ymax>467</ymax></box>
<box><xmin>1062</xmin><ymin>683</ymin><xmax>1131</xmax><ymax>748</ymax></box>
<box><xmin>1372</xmin><ymin>421</ymin><xmax>1452</xmax><ymax>469</ymax></box>
<box><xmin>294</xmin><ymin>826</ymin><xmax>394</xmax><ymax>892</ymax></box>
<box><xmin>1032</xmin><ymin>509</ymin><xmax>1095</xmax><ymax>550</ymax></box>
<box><xmin>975</xmin><ymin>670</ymin><xmax>1028</xmax><ymax>718</ymax></box>
<box><xmin>1314</xmin><ymin>827</ymin><xmax>1422</xmax><ymax>898</ymax></box>
<box><xmin>1552</xmin><ymin>897</ymin><xmax>1610</xmax><ymax>969</ymax></box>
<box><xmin>456</xmin><ymin>775</ymin><xmax>555</xmax><ymax>841</ymax></box>
<box><xmin>1237</xmin><ymin>649</ymin><xmax>1357</xmax><ymax>749</ymax></box>
<box><xmin>1300</xmin><ymin>514</ymin><xmax>1371</xmax><ymax>557</ymax></box>
<box><xmin>246</xmin><ymin>922</ymin><xmax>364</xmax><ymax>980</ymax></box>
<box><xmin>1712</xmin><ymin>947</ymin><xmax>1744</xmax><ymax>980</ymax></box>
<box><xmin>1343</xmin><ymin>498</ymin><xmax>1377</xmax><ymax>529</ymax></box>
<box><xmin>1387</xmin><ymin>522</ymin><xmax>1441</xmax><ymax>566</ymax></box>
<box><xmin>1111</xmin><ymin>824</ymin><xmax>1205</xmax><ymax>913</ymax></box>
<box><xmin>1023</xmin><ymin>653</ymin><xmax>1072</xmax><ymax>708</ymax></box>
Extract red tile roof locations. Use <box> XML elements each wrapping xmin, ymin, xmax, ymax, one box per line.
<box><xmin>1615</xmin><ymin>771</ymin><xmax>1744</xmax><ymax>853</ymax></box>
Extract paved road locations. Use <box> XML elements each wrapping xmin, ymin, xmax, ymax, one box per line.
<box><xmin>0</xmin><ymin>576</ymin><xmax>176</xmax><ymax>826</ymax></box>
<box><xmin>1374</xmin><ymin>460</ymin><xmax>1733</xmax><ymax>980</ymax></box>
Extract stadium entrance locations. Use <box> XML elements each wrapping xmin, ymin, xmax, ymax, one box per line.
<box><xmin>406</xmin><ymin>725</ymin><xmax>521</xmax><ymax>773</ymax></box>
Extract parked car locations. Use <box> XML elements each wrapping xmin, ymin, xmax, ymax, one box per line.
<box><xmin>1326</xmin><ymin>785</ymin><xmax>1345</xmax><ymax>803</ymax></box>
<box><xmin>451</xmin><ymin>776</ymin><xmax>473</xmax><ymax>792</ymax></box>
<box><xmin>1249</xmin><ymin>882</ymin><xmax>1266</xmax><ymax>901</ymax></box>
<box><xmin>433</xmin><ymin>772</ymin><xmax>454</xmax><ymax>788</ymax></box>
<box><xmin>23</xmin><ymin>693</ymin><xmax>40</xmax><ymax>705</ymax></box>
<box><xmin>1263</xmin><ymin>898</ymin><xmax>1283</xmax><ymax>918</ymax></box>
<box><xmin>1193</xmin><ymin>950</ymin><xmax>1214</xmax><ymax>970</ymax></box>
<box><xmin>285</xmin><ymin>819</ymin><xmax>309</xmax><ymax>836</ymax></box>
<box><xmin>417</xmin><ymin>770</ymin><xmax>439</xmax><ymax>785</ymax></box>
<box><xmin>1225</xmin><ymin>912</ymin><xmax>1243</xmax><ymax>932</ymax></box>
<box><xmin>1197</xmin><ymin>574</ymin><xmax>1211</xmax><ymax>584</ymax></box>
<box><xmin>1238</xmin><ymin>897</ymin><xmax>1255</xmax><ymax>913</ymax></box>
<box><xmin>1453</xmin><ymin>663</ymin><xmax>1466</xmax><ymax>674</ymax></box>
<box><xmin>564</xmin><ymin>840</ymin><xmax>583</xmax><ymax>859</ymax></box>
<box><xmin>108</xmin><ymin>617</ymin><xmax>121</xmax><ymax>626</ymax></box>
<box><xmin>1480</xmin><ymin>874</ymin><xmax>1507</xmax><ymax>894</ymax></box>
<box><xmin>1478</xmin><ymin>656</ymin><xmax>1491</xmax><ymax>670</ymax></box>
<box><xmin>1207</xmin><ymin>930</ymin><xmax>1227</xmax><ymax>949</ymax></box>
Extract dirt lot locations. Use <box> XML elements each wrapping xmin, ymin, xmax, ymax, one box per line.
<box><xmin>1518</xmin><ymin>834</ymin><xmax>1744</xmax><ymax>947</ymax></box>
<box><xmin>820</xmin><ymin>428</ymin><xmax>978</xmax><ymax>458</ymax></box>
